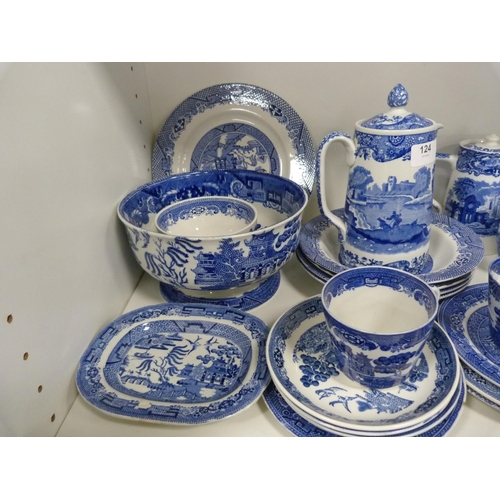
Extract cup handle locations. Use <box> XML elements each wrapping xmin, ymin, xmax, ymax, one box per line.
<box><xmin>316</xmin><ymin>132</ymin><xmax>355</xmax><ymax>242</ymax></box>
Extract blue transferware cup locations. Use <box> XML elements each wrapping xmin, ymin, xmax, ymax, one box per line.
<box><xmin>488</xmin><ymin>257</ymin><xmax>500</xmax><ymax>347</ymax></box>
<box><xmin>321</xmin><ymin>266</ymin><xmax>440</xmax><ymax>389</ymax></box>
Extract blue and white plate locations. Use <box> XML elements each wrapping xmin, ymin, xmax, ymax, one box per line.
<box><xmin>266</xmin><ymin>295</ymin><xmax>460</xmax><ymax>432</ymax></box>
<box><xmin>159</xmin><ymin>273</ymin><xmax>281</xmax><ymax>312</ymax></box>
<box><xmin>297</xmin><ymin>246</ymin><xmax>472</xmax><ymax>299</ymax></box>
<box><xmin>76</xmin><ymin>302</ymin><xmax>270</xmax><ymax>425</ymax></box>
<box><xmin>279</xmin><ymin>369</ymin><xmax>465</xmax><ymax>437</ymax></box>
<box><xmin>263</xmin><ymin>379</ymin><xmax>465</xmax><ymax>437</ymax></box>
<box><xmin>299</xmin><ymin>211</ymin><xmax>484</xmax><ymax>285</ymax></box>
<box><xmin>438</xmin><ymin>284</ymin><xmax>500</xmax><ymax>388</ymax></box>
<box><xmin>151</xmin><ymin>83</ymin><xmax>315</xmax><ymax>196</ymax></box>
<box><xmin>461</xmin><ymin>362</ymin><xmax>500</xmax><ymax>410</ymax></box>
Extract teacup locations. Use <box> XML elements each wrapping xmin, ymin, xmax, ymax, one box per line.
<box><xmin>488</xmin><ymin>257</ymin><xmax>500</xmax><ymax>346</ymax></box>
<box><xmin>155</xmin><ymin>196</ymin><xmax>258</xmax><ymax>237</ymax></box>
<box><xmin>321</xmin><ymin>266</ymin><xmax>440</xmax><ymax>389</ymax></box>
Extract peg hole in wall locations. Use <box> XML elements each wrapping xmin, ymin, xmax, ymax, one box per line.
<box><xmin>135</xmin><ymin>93</ymin><xmax>138</xmax><ymax>98</ymax></box>
<box><xmin>23</xmin><ymin>352</ymin><xmax>29</xmax><ymax>360</ymax></box>
<box><xmin>131</xmin><ymin>66</ymin><xmax>134</xmax><ymax>71</ymax></box>
<box><xmin>38</xmin><ymin>385</ymin><xmax>43</xmax><ymax>393</ymax></box>
<box><xmin>144</xmin><ymin>145</ymin><xmax>146</xmax><ymax>149</ymax></box>
<box><xmin>7</xmin><ymin>314</ymin><xmax>13</xmax><ymax>323</ymax></box>
<box><xmin>51</xmin><ymin>414</ymin><xmax>56</xmax><ymax>423</ymax></box>
<box><xmin>140</xmin><ymin>120</ymin><xmax>142</xmax><ymax>125</ymax></box>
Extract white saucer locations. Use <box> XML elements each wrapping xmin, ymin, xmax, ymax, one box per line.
<box><xmin>266</xmin><ymin>295</ymin><xmax>460</xmax><ymax>432</ymax></box>
<box><xmin>299</xmin><ymin>210</ymin><xmax>484</xmax><ymax>285</ymax></box>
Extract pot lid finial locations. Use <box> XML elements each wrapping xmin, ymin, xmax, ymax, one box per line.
<box><xmin>388</xmin><ymin>84</ymin><xmax>408</xmax><ymax>108</ymax></box>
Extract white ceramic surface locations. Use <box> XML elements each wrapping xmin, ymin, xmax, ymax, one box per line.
<box><xmin>155</xmin><ymin>196</ymin><xmax>258</xmax><ymax>237</ymax></box>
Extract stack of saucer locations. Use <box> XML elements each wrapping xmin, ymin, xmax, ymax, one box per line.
<box><xmin>265</xmin><ymin>295</ymin><xmax>465</xmax><ymax>437</ymax></box>
<box><xmin>298</xmin><ymin>210</ymin><xmax>484</xmax><ymax>300</ymax></box>
<box><xmin>438</xmin><ymin>283</ymin><xmax>500</xmax><ymax>411</ymax></box>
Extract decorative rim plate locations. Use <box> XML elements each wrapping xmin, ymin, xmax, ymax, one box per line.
<box><xmin>299</xmin><ymin>211</ymin><xmax>484</xmax><ymax>284</ymax></box>
<box><xmin>438</xmin><ymin>284</ymin><xmax>500</xmax><ymax>387</ymax></box>
<box><xmin>263</xmin><ymin>380</ymin><xmax>465</xmax><ymax>438</ymax></box>
<box><xmin>159</xmin><ymin>273</ymin><xmax>281</xmax><ymax>311</ymax></box>
<box><xmin>461</xmin><ymin>362</ymin><xmax>500</xmax><ymax>410</ymax></box>
<box><xmin>278</xmin><ymin>371</ymin><xmax>464</xmax><ymax>437</ymax></box>
<box><xmin>151</xmin><ymin>83</ymin><xmax>315</xmax><ymax>195</ymax></box>
<box><xmin>76</xmin><ymin>302</ymin><xmax>270</xmax><ymax>425</ymax></box>
<box><xmin>266</xmin><ymin>295</ymin><xmax>460</xmax><ymax>432</ymax></box>
<box><xmin>297</xmin><ymin>246</ymin><xmax>472</xmax><ymax>300</ymax></box>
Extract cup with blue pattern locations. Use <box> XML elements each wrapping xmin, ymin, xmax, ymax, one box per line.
<box><xmin>321</xmin><ymin>266</ymin><xmax>440</xmax><ymax>389</ymax></box>
<box><xmin>488</xmin><ymin>257</ymin><xmax>500</xmax><ymax>346</ymax></box>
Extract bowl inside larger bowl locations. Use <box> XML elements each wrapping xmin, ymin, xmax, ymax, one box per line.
<box><xmin>117</xmin><ymin>170</ymin><xmax>309</xmax><ymax>291</ymax></box>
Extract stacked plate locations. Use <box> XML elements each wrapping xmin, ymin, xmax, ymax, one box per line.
<box><xmin>438</xmin><ymin>284</ymin><xmax>500</xmax><ymax>411</ymax></box>
<box><xmin>298</xmin><ymin>210</ymin><xmax>484</xmax><ymax>300</ymax></box>
<box><xmin>265</xmin><ymin>295</ymin><xmax>465</xmax><ymax>437</ymax></box>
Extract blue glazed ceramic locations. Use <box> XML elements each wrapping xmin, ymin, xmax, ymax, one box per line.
<box><xmin>266</xmin><ymin>295</ymin><xmax>459</xmax><ymax>431</ymax></box>
<box><xmin>118</xmin><ymin>170</ymin><xmax>308</xmax><ymax>294</ymax></box>
<box><xmin>489</xmin><ymin>257</ymin><xmax>500</xmax><ymax>347</ymax></box>
<box><xmin>461</xmin><ymin>362</ymin><xmax>500</xmax><ymax>410</ymax></box>
<box><xmin>299</xmin><ymin>211</ymin><xmax>484</xmax><ymax>285</ymax></box>
<box><xmin>441</xmin><ymin>135</ymin><xmax>500</xmax><ymax>240</ymax></box>
<box><xmin>151</xmin><ymin>83</ymin><xmax>316</xmax><ymax>196</ymax></box>
<box><xmin>322</xmin><ymin>266</ymin><xmax>440</xmax><ymax>389</ymax></box>
<box><xmin>317</xmin><ymin>84</ymin><xmax>443</xmax><ymax>274</ymax></box>
<box><xmin>155</xmin><ymin>196</ymin><xmax>257</xmax><ymax>237</ymax></box>
<box><xmin>438</xmin><ymin>283</ymin><xmax>500</xmax><ymax>387</ymax></box>
<box><xmin>264</xmin><ymin>377</ymin><xmax>465</xmax><ymax>437</ymax></box>
<box><xmin>76</xmin><ymin>302</ymin><xmax>270</xmax><ymax>425</ymax></box>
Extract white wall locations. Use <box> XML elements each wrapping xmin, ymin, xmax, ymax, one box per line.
<box><xmin>0</xmin><ymin>62</ymin><xmax>153</xmax><ymax>436</ymax></box>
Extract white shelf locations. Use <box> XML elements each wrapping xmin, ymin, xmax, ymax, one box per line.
<box><xmin>57</xmin><ymin>252</ymin><xmax>500</xmax><ymax>437</ymax></box>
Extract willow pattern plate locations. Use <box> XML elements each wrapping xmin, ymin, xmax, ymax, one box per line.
<box><xmin>151</xmin><ymin>83</ymin><xmax>315</xmax><ymax>195</ymax></box>
<box><xmin>279</xmin><ymin>372</ymin><xmax>465</xmax><ymax>437</ymax></box>
<box><xmin>263</xmin><ymin>380</ymin><xmax>465</xmax><ymax>438</ymax></box>
<box><xmin>76</xmin><ymin>303</ymin><xmax>270</xmax><ymax>425</ymax></box>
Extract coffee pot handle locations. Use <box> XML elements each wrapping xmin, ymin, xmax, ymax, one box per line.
<box><xmin>316</xmin><ymin>132</ymin><xmax>355</xmax><ymax>242</ymax></box>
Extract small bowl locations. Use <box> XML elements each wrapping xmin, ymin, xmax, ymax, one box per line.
<box><xmin>155</xmin><ymin>196</ymin><xmax>258</xmax><ymax>237</ymax></box>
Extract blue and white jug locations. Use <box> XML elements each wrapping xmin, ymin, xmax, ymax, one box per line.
<box><xmin>439</xmin><ymin>134</ymin><xmax>500</xmax><ymax>255</ymax></box>
<box><xmin>317</xmin><ymin>84</ymin><xmax>443</xmax><ymax>274</ymax></box>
